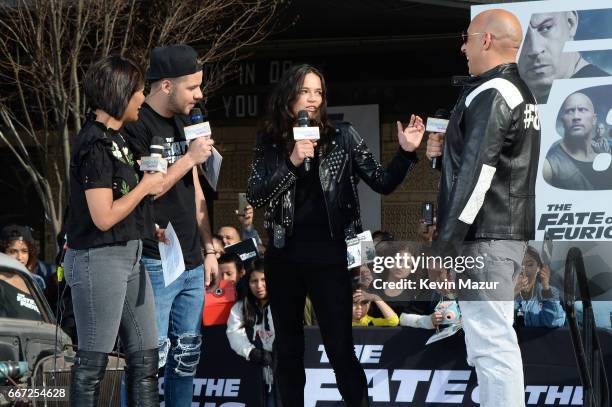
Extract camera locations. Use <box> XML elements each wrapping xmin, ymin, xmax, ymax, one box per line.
<box><xmin>435</xmin><ymin>301</ymin><xmax>461</xmax><ymax>325</ymax></box>
<box><xmin>421</xmin><ymin>202</ymin><xmax>434</xmax><ymax>225</ymax></box>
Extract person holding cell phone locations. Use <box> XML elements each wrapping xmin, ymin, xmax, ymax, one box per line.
<box><xmin>514</xmin><ymin>246</ymin><xmax>565</xmax><ymax>328</ymax></box>
<box><xmin>236</xmin><ymin>193</ymin><xmax>263</xmax><ymax>245</ymax></box>
<box><xmin>246</xmin><ymin>63</ymin><xmax>424</xmax><ymax>406</ymax></box>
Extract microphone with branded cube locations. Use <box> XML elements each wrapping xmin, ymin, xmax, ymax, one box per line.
<box><xmin>184</xmin><ymin>107</ymin><xmax>223</xmax><ymax>190</ymax></box>
<box><xmin>293</xmin><ymin>110</ymin><xmax>320</xmax><ymax>172</ymax></box>
<box><xmin>184</xmin><ymin>107</ymin><xmax>212</xmax><ymax>141</ymax></box>
<box><xmin>426</xmin><ymin>109</ymin><xmax>450</xmax><ymax>170</ymax></box>
<box><xmin>139</xmin><ymin>136</ymin><xmax>168</xmax><ymax>174</ymax></box>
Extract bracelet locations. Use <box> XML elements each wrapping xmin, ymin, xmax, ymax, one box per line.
<box><xmin>204</xmin><ymin>251</ymin><xmax>216</xmax><ymax>256</ymax></box>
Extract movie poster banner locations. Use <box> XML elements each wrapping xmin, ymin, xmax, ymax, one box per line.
<box><xmin>473</xmin><ymin>0</ymin><xmax>612</xmax><ymax>241</ymax></box>
<box><xmin>303</xmin><ymin>327</ymin><xmax>612</xmax><ymax>407</ymax></box>
<box><xmin>473</xmin><ymin>0</ymin><xmax>612</xmax><ymax>300</ymax></box>
<box><xmin>182</xmin><ymin>326</ymin><xmax>612</xmax><ymax>406</ymax></box>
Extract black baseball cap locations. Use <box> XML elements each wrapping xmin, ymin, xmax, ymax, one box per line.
<box><xmin>0</xmin><ymin>224</ymin><xmax>33</xmax><ymax>242</ymax></box>
<box><xmin>146</xmin><ymin>44</ymin><xmax>202</xmax><ymax>82</ymax></box>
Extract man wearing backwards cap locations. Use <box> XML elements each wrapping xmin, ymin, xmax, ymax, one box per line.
<box><xmin>123</xmin><ymin>44</ymin><xmax>219</xmax><ymax>407</ymax></box>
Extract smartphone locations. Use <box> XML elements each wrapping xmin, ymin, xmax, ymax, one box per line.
<box><xmin>541</xmin><ymin>231</ymin><xmax>553</xmax><ymax>265</ymax></box>
<box><xmin>237</xmin><ymin>193</ymin><xmax>247</xmax><ymax>216</ymax></box>
<box><xmin>421</xmin><ymin>202</ymin><xmax>434</xmax><ymax>225</ymax></box>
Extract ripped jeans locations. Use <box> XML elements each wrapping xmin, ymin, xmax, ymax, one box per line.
<box><xmin>142</xmin><ymin>257</ymin><xmax>204</xmax><ymax>407</ymax></box>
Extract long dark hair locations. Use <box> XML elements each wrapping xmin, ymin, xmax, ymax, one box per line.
<box><xmin>239</xmin><ymin>259</ymin><xmax>267</xmax><ymax>329</ymax></box>
<box><xmin>261</xmin><ymin>64</ymin><xmax>335</xmax><ymax>154</ymax></box>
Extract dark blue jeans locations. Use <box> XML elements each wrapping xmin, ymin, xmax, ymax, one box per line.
<box><xmin>141</xmin><ymin>257</ymin><xmax>204</xmax><ymax>407</ymax></box>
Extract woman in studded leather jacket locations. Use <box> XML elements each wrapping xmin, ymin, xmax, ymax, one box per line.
<box><xmin>246</xmin><ymin>64</ymin><xmax>424</xmax><ymax>407</ymax></box>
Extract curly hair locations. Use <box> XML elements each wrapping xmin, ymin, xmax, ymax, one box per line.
<box><xmin>0</xmin><ymin>238</ymin><xmax>39</xmax><ymax>271</ymax></box>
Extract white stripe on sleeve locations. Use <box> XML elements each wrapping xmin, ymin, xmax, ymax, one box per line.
<box><xmin>458</xmin><ymin>164</ymin><xmax>496</xmax><ymax>225</ymax></box>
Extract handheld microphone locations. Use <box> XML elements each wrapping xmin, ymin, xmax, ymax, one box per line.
<box><xmin>190</xmin><ymin>107</ymin><xmax>204</xmax><ymax>124</ymax></box>
<box><xmin>140</xmin><ymin>136</ymin><xmax>167</xmax><ymax>203</ymax></box>
<box><xmin>150</xmin><ymin>136</ymin><xmax>164</xmax><ymax>158</ymax></box>
<box><xmin>297</xmin><ymin>110</ymin><xmax>311</xmax><ymax>172</ymax></box>
<box><xmin>429</xmin><ymin>108</ymin><xmax>450</xmax><ymax>170</ymax></box>
<box><xmin>184</xmin><ymin>107</ymin><xmax>212</xmax><ymax>141</ymax></box>
<box><xmin>140</xmin><ymin>136</ymin><xmax>168</xmax><ymax>173</ymax></box>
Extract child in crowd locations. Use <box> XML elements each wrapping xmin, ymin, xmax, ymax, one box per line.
<box><xmin>352</xmin><ymin>288</ymin><xmax>399</xmax><ymax>327</ymax></box>
<box><xmin>226</xmin><ymin>260</ymin><xmax>277</xmax><ymax>406</ymax></box>
<box><xmin>219</xmin><ymin>252</ymin><xmax>246</xmax><ymax>283</ymax></box>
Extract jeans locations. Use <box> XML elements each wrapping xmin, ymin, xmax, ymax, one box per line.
<box><xmin>64</xmin><ymin>240</ymin><xmax>158</xmax><ymax>353</ymax></box>
<box><xmin>458</xmin><ymin>240</ymin><xmax>527</xmax><ymax>407</ymax></box>
<box><xmin>141</xmin><ymin>257</ymin><xmax>204</xmax><ymax>407</ymax></box>
<box><xmin>265</xmin><ymin>255</ymin><xmax>369</xmax><ymax>407</ymax></box>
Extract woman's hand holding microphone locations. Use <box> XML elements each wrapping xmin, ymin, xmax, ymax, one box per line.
<box><xmin>290</xmin><ymin>139</ymin><xmax>318</xmax><ymax>167</ymax></box>
<box><xmin>140</xmin><ymin>171</ymin><xmax>165</xmax><ymax>196</ymax></box>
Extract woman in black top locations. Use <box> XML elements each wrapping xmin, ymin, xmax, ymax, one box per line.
<box><xmin>64</xmin><ymin>56</ymin><xmax>164</xmax><ymax>407</ymax></box>
<box><xmin>0</xmin><ymin>269</ymin><xmax>42</xmax><ymax>321</ymax></box>
<box><xmin>247</xmin><ymin>64</ymin><xmax>424</xmax><ymax>406</ymax></box>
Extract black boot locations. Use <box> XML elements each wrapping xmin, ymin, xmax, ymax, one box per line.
<box><xmin>125</xmin><ymin>348</ymin><xmax>159</xmax><ymax>407</ymax></box>
<box><xmin>70</xmin><ymin>350</ymin><xmax>109</xmax><ymax>407</ymax></box>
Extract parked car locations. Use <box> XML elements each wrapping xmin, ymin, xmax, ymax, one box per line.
<box><xmin>0</xmin><ymin>253</ymin><xmax>72</xmax><ymax>405</ymax></box>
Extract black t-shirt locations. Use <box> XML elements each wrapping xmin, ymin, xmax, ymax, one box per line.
<box><xmin>266</xmin><ymin>155</ymin><xmax>346</xmax><ymax>265</ymax></box>
<box><xmin>122</xmin><ymin>103</ymin><xmax>202</xmax><ymax>269</ymax></box>
<box><xmin>292</xmin><ymin>155</ymin><xmax>333</xmax><ymax>241</ymax></box>
<box><xmin>66</xmin><ymin>120</ymin><xmax>151</xmax><ymax>249</ymax></box>
<box><xmin>0</xmin><ymin>280</ymin><xmax>42</xmax><ymax>321</ymax></box>
<box><xmin>546</xmin><ymin>141</ymin><xmax>612</xmax><ymax>190</ymax></box>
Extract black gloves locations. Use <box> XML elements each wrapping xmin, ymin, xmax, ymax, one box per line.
<box><xmin>248</xmin><ymin>348</ymin><xmax>273</xmax><ymax>366</ymax></box>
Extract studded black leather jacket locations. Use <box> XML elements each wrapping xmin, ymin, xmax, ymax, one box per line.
<box><xmin>436</xmin><ymin>63</ymin><xmax>541</xmax><ymax>243</ymax></box>
<box><xmin>247</xmin><ymin>122</ymin><xmax>418</xmax><ymax>247</ymax></box>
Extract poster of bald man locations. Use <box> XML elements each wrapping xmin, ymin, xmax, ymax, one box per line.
<box><xmin>472</xmin><ymin>0</ymin><xmax>612</xmax><ymax>243</ymax></box>
<box><xmin>518</xmin><ymin>10</ymin><xmax>612</xmax><ymax>104</ymax></box>
<box><xmin>519</xmin><ymin>7</ymin><xmax>612</xmax><ymax>189</ymax></box>
<box><xmin>544</xmin><ymin>86</ymin><xmax>612</xmax><ymax>190</ymax></box>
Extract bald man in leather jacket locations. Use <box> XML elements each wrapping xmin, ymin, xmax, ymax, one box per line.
<box><xmin>427</xmin><ymin>9</ymin><xmax>541</xmax><ymax>407</ymax></box>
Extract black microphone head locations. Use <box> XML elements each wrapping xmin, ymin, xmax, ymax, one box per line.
<box><xmin>150</xmin><ymin>136</ymin><xmax>165</xmax><ymax>156</ymax></box>
<box><xmin>297</xmin><ymin>110</ymin><xmax>309</xmax><ymax>127</ymax></box>
<box><xmin>434</xmin><ymin>108</ymin><xmax>450</xmax><ymax>119</ymax></box>
<box><xmin>190</xmin><ymin>108</ymin><xmax>204</xmax><ymax>124</ymax></box>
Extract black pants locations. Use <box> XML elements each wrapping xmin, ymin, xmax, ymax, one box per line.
<box><xmin>265</xmin><ymin>255</ymin><xmax>369</xmax><ymax>406</ymax></box>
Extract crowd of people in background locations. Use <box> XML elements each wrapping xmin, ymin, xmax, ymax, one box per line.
<box><xmin>2</xmin><ymin>203</ymin><xmax>611</xmax><ymax>334</ymax></box>
<box><xmin>3</xmin><ymin>205</ymin><xmax>611</xmax><ymax>407</ymax></box>
<box><xmin>2</xmin><ymin>186</ymin><xmax>612</xmax><ymax>407</ymax></box>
